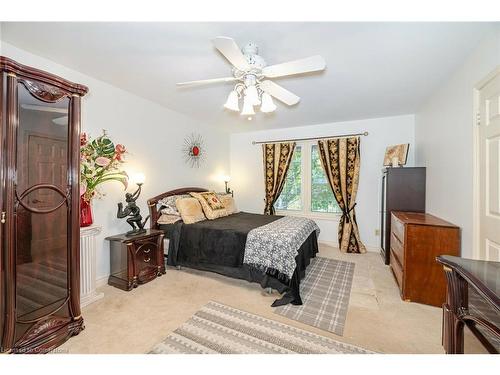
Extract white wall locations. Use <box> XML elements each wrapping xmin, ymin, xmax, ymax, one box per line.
<box><xmin>230</xmin><ymin>115</ymin><xmax>415</xmax><ymax>250</ymax></box>
<box><xmin>415</xmin><ymin>27</ymin><xmax>500</xmax><ymax>259</ymax></box>
<box><xmin>1</xmin><ymin>42</ymin><xmax>230</xmax><ymax>280</ymax></box>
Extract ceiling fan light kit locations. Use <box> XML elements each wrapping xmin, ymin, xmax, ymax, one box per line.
<box><xmin>177</xmin><ymin>36</ymin><xmax>326</xmax><ymax>119</ymax></box>
<box><xmin>224</xmin><ymin>90</ymin><xmax>240</xmax><ymax>112</ymax></box>
<box><xmin>241</xmin><ymin>95</ymin><xmax>256</xmax><ymax>116</ymax></box>
<box><xmin>245</xmin><ymin>85</ymin><xmax>260</xmax><ymax>106</ymax></box>
<box><xmin>260</xmin><ymin>93</ymin><xmax>277</xmax><ymax>113</ymax></box>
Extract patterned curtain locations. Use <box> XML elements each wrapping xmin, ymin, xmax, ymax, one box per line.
<box><xmin>317</xmin><ymin>137</ymin><xmax>366</xmax><ymax>253</ymax></box>
<box><xmin>262</xmin><ymin>142</ymin><xmax>296</xmax><ymax>215</ymax></box>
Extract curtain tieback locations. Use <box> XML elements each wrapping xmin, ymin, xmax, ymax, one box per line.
<box><xmin>341</xmin><ymin>203</ymin><xmax>357</xmax><ymax>223</ymax></box>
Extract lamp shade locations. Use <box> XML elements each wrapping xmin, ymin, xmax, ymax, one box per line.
<box><xmin>260</xmin><ymin>92</ymin><xmax>277</xmax><ymax>113</ymax></box>
<box><xmin>222</xmin><ymin>175</ymin><xmax>231</xmax><ymax>182</ymax></box>
<box><xmin>223</xmin><ymin>90</ymin><xmax>240</xmax><ymax>112</ymax></box>
<box><xmin>241</xmin><ymin>95</ymin><xmax>256</xmax><ymax>116</ymax></box>
<box><xmin>133</xmin><ymin>172</ymin><xmax>146</xmax><ymax>185</ymax></box>
<box><xmin>245</xmin><ymin>85</ymin><xmax>260</xmax><ymax>106</ymax></box>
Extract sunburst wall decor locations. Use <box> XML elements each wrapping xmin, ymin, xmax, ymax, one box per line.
<box><xmin>182</xmin><ymin>133</ymin><xmax>205</xmax><ymax>168</ymax></box>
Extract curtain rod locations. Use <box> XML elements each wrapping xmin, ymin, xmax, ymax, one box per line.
<box><xmin>251</xmin><ymin>131</ymin><xmax>369</xmax><ymax>145</ymax></box>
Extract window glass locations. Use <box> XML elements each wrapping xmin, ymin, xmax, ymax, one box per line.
<box><xmin>274</xmin><ymin>146</ymin><xmax>302</xmax><ymax>211</ymax></box>
<box><xmin>311</xmin><ymin>145</ymin><xmax>341</xmax><ymax>213</ymax></box>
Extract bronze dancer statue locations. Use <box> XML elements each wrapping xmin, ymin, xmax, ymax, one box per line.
<box><xmin>117</xmin><ymin>184</ymin><xmax>149</xmax><ymax>236</ymax></box>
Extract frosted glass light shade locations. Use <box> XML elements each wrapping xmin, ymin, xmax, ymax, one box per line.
<box><xmin>132</xmin><ymin>172</ymin><xmax>146</xmax><ymax>185</ymax></box>
<box><xmin>223</xmin><ymin>90</ymin><xmax>240</xmax><ymax>111</ymax></box>
<box><xmin>260</xmin><ymin>93</ymin><xmax>277</xmax><ymax>113</ymax></box>
<box><xmin>241</xmin><ymin>95</ymin><xmax>255</xmax><ymax>116</ymax></box>
<box><xmin>245</xmin><ymin>85</ymin><xmax>260</xmax><ymax>106</ymax></box>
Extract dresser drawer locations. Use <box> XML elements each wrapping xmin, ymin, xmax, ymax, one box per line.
<box><xmin>391</xmin><ymin>214</ymin><xmax>405</xmax><ymax>244</ymax></box>
<box><xmin>390</xmin><ymin>251</ymin><xmax>403</xmax><ymax>292</ymax></box>
<box><xmin>390</xmin><ymin>232</ymin><xmax>404</xmax><ymax>264</ymax></box>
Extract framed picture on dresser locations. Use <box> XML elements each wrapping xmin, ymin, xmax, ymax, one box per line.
<box><xmin>383</xmin><ymin>143</ymin><xmax>410</xmax><ymax>167</ymax></box>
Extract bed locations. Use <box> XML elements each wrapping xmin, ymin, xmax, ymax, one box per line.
<box><xmin>147</xmin><ymin>187</ymin><xmax>319</xmax><ymax>306</ymax></box>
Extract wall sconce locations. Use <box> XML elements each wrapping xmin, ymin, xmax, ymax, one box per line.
<box><xmin>222</xmin><ymin>175</ymin><xmax>233</xmax><ymax>197</ymax></box>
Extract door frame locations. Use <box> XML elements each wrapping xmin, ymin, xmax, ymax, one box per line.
<box><xmin>472</xmin><ymin>66</ymin><xmax>500</xmax><ymax>260</ymax></box>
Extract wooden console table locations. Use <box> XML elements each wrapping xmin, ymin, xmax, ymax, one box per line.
<box><xmin>437</xmin><ymin>255</ymin><xmax>500</xmax><ymax>354</ymax></box>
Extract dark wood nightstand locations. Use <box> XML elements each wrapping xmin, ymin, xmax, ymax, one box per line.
<box><xmin>105</xmin><ymin>229</ymin><xmax>165</xmax><ymax>291</ymax></box>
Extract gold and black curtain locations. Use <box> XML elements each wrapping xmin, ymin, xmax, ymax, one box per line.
<box><xmin>317</xmin><ymin>137</ymin><xmax>366</xmax><ymax>253</ymax></box>
<box><xmin>262</xmin><ymin>142</ymin><xmax>296</xmax><ymax>215</ymax></box>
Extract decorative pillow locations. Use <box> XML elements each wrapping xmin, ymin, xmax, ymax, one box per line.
<box><xmin>217</xmin><ymin>194</ymin><xmax>238</xmax><ymax>215</ymax></box>
<box><xmin>158</xmin><ymin>194</ymin><xmax>190</xmax><ymax>216</ymax></box>
<box><xmin>175</xmin><ymin>197</ymin><xmax>206</xmax><ymax>224</ymax></box>
<box><xmin>157</xmin><ymin>214</ymin><xmax>181</xmax><ymax>225</ymax></box>
<box><xmin>190</xmin><ymin>192</ymin><xmax>229</xmax><ymax>220</ymax></box>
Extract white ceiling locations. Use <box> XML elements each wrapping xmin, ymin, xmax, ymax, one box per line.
<box><xmin>1</xmin><ymin>22</ymin><xmax>495</xmax><ymax>131</ymax></box>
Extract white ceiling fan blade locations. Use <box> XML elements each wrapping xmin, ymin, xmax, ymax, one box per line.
<box><xmin>262</xmin><ymin>55</ymin><xmax>326</xmax><ymax>78</ymax></box>
<box><xmin>259</xmin><ymin>80</ymin><xmax>300</xmax><ymax>106</ymax></box>
<box><xmin>212</xmin><ymin>37</ymin><xmax>251</xmax><ymax>71</ymax></box>
<box><xmin>21</xmin><ymin>104</ymin><xmax>67</xmax><ymax>113</ymax></box>
<box><xmin>176</xmin><ymin>77</ymin><xmax>238</xmax><ymax>87</ymax></box>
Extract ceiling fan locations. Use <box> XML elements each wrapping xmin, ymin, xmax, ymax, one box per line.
<box><xmin>176</xmin><ymin>37</ymin><xmax>326</xmax><ymax>118</ymax></box>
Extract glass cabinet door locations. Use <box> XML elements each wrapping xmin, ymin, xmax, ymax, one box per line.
<box><xmin>15</xmin><ymin>80</ymin><xmax>70</xmax><ymax>321</ymax></box>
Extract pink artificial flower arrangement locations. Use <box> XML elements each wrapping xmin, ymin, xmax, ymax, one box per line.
<box><xmin>80</xmin><ymin>130</ymin><xmax>128</xmax><ymax>202</ymax></box>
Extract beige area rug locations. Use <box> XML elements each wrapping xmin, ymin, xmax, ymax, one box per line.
<box><xmin>275</xmin><ymin>257</ymin><xmax>355</xmax><ymax>336</ymax></box>
<box><xmin>149</xmin><ymin>301</ymin><xmax>371</xmax><ymax>354</ymax></box>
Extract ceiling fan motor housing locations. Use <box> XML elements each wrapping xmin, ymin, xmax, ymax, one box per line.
<box><xmin>241</xmin><ymin>42</ymin><xmax>266</xmax><ymax>70</ymax></box>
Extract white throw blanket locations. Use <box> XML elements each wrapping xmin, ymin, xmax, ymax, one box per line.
<box><xmin>243</xmin><ymin>216</ymin><xmax>320</xmax><ymax>279</ymax></box>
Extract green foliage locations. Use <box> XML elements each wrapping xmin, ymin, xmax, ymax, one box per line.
<box><xmin>90</xmin><ymin>134</ymin><xmax>115</xmax><ymax>157</ymax></box>
<box><xmin>275</xmin><ymin>145</ymin><xmax>341</xmax><ymax>214</ymax></box>
<box><xmin>311</xmin><ymin>145</ymin><xmax>340</xmax><ymax>213</ymax></box>
<box><xmin>275</xmin><ymin>147</ymin><xmax>302</xmax><ymax>210</ymax></box>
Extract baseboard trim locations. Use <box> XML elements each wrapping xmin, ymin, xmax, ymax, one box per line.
<box><xmin>96</xmin><ymin>275</ymin><xmax>109</xmax><ymax>288</ymax></box>
<box><xmin>319</xmin><ymin>240</ymin><xmax>380</xmax><ymax>253</ymax></box>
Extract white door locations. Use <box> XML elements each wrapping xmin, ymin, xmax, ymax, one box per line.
<box><xmin>478</xmin><ymin>70</ymin><xmax>500</xmax><ymax>261</ymax></box>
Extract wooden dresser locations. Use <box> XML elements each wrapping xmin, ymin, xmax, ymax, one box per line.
<box><xmin>380</xmin><ymin>167</ymin><xmax>426</xmax><ymax>265</ymax></box>
<box><xmin>390</xmin><ymin>212</ymin><xmax>460</xmax><ymax>307</ymax></box>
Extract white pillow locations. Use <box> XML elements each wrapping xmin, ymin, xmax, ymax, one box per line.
<box><xmin>157</xmin><ymin>214</ymin><xmax>181</xmax><ymax>225</ymax></box>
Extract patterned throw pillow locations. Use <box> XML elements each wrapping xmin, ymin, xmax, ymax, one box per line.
<box><xmin>217</xmin><ymin>194</ymin><xmax>238</xmax><ymax>215</ymax></box>
<box><xmin>158</xmin><ymin>194</ymin><xmax>189</xmax><ymax>216</ymax></box>
<box><xmin>190</xmin><ymin>192</ymin><xmax>229</xmax><ymax>220</ymax></box>
<box><xmin>175</xmin><ymin>197</ymin><xmax>206</xmax><ymax>224</ymax></box>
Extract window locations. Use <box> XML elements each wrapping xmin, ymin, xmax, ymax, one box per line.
<box><xmin>274</xmin><ymin>142</ymin><xmax>341</xmax><ymax>217</ymax></box>
<box><xmin>275</xmin><ymin>146</ymin><xmax>302</xmax><ymax>210</ymax></box>
<box><xmin>311</xmin><ymin>145</ymin><xmax>339</xmax><ymax>213</ymax></box>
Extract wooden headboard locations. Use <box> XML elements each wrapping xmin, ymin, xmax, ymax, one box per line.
<box><xmin>147</xmin><ymin>187</ymin><xmax>208</xmax><ymax>229</ymax></box>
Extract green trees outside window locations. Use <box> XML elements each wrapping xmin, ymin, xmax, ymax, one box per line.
<box><xmin>311</xmin><ymin>145</ymin><xmax>341</xmax><ymax>213</ymax></box>
<box><xmin>274</xmin><ymin>143</ymin><xmax>340</xmax><ymax>215</ymax></box>
<box><xmin>275</xmin><ymin>146</ymin><xmax>302</xmax><ymax>210</ymax></box>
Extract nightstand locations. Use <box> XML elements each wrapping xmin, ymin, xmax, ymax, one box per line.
<box><xmin>105</xmin><ymin>229</ymin><xmax>165</xmax><ymax>291</ymax></box>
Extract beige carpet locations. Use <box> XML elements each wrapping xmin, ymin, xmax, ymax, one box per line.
<box><xmin>275</xmin><ymin>257</ymin><xmax>354</xmax><ymax>335</ymax></box>
<box><xmin>149</xmin><ymin>301</ymin><xmax>372</xmax><ymax>354</ymax></box>
<box><xmin>59</xmin><ymin>244</ymin><xmax>456</xmax><ymax>354</ymax></box>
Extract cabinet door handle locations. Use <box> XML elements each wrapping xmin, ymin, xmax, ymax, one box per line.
<box><xmin>1</xmin><ymin>212</ymin><xmax>5</xmax><ymax>224</ymax></box>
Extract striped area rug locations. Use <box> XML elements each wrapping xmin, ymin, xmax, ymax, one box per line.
<box><xmin>149</xmin><ymin>301</ymin><xmax>371</xmax><ymax>354</ymax></box>
<box><xmin>275</xmin><ymin>257</ymin><xmax>355</xmax><ymax>336</ymax></box>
